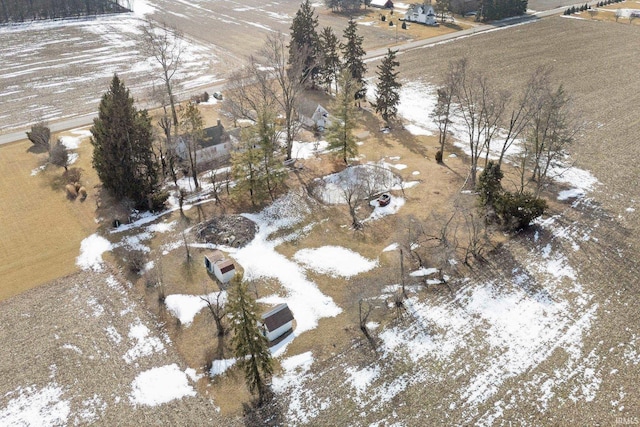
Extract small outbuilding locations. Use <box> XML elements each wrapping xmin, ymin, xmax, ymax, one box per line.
<box><xmin>260</xmin><ymin>303</ymin><xmax>294</xmax><ymax>342</ymax></box>
<box><xmin>204</xmin><ymin>250</ymin><xmax>236</xmax><ymax>284</ymax></box>
<box><xmin>370</xmin><ymin>0</ymin><xmax>394</xmax><ymax>8</ymax></box>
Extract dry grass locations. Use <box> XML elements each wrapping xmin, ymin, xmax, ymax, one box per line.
<box><xmin>0</xmin><ymin>134</ymin><xmax>97</xmax><ymax>301</ymax></box>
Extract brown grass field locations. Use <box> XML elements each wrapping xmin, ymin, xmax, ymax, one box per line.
<box><xmin>0</xmin><ymin>134</ymin><xmax>98</xmax><ymax>300</ymax></box>
<box><xmin>1</xmin><ymin>8</ymin><xmax>640</xmax><ymax>426</ymax></box>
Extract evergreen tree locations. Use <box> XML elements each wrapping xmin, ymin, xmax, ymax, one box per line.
<box><xmin>342</xmin><ymin>18</ymin><xmax>367</xmax><ymax>102</ymax></box>
<box><xmin>373</xmin><ymin>49</ymin><xmax>402</xmax><ymax>126</ymax></box>
<box><xmin>91</xmin><ymin>74</ymin><xmax>161</xmax><ymax>210</ymax></box>
<box><xmin>327</xmin><ymin>70</ymin><xmax>359</xmax><ymax>165</ymax></box>
<box><xmin>477</xmin><ymin>161</ymin><xmax>503</xmax><ymax>207</ymax></box>
<box><xmin>231</xmin><ymin>111</ymin><xmax>285</xmax><ymax>205</ymax></box>
<box><xmin>319</xmin><ymin>26</ymin><xmax>342</xmax><ymax>94</ymax></box>
<box><xmin>178</xmin><ymin>101</ymin><xmax>204</xmax><ymax>190</ymax></box>
<box><xmin>227</xmin><ymin>277</ymin><xmax>273</xmax><ymax>405</ymax></box>
<box><xmin>289</xmin><ymin>0</ymin><xmax>320</xmax><ymax>84</ymax></box>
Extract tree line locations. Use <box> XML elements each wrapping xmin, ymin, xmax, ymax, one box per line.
<box><xmin>480</xmin><ymin>0</ymin><xmax>528</xmax><ymax>21</ymax></box>
<box><xmin>0</xmin><ymin>0</ymin><xmax>129</xmax><ymax>24</ymax></box>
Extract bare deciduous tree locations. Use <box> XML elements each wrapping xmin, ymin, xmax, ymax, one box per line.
<box><xmin>200</xmin><ymin>283</ymin><xmax>227</xmax><ymax>336</ymax></box>
<box><xmin>448</xmin><ymin>58</ymin><xmax>505</xmax><ymax>187</ymax></box>
<box><xmin>527</xmin><ymin>84</ymin><xmax>578</xmax><ymax>193</ymax></box>
<box><xmin>496</xmin><ymin>66</ymin><xmax>553</xmax><ymax>167</ymax></box>
<box><xmin>340</xmin><ymin>167</ymin><xmax>369</xmax><ymax>231</ymax></box>
<box><xmin>358</xmin><ymin>299</ymin><xmax>378</xmax><ymax>353</ymax></box>
<box><xmin>141</xmin><ymin>21</ymin><xmax>184</xmax><ymax>126</ymax></box>
<box><xmin>49</xmin><ymin>139</ymin><xmax>69</xmax><ymax>170</ymax></box>
<box><xmin>260</xmin><ymin>32</ymin><xmax>308</xmax><ymax>161</ymax></box>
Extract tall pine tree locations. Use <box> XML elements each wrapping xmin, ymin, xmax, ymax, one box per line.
<box><xmin>373</xmin><ymin>49</ymin><xmax>401</xmax><ymax>126</ymax></box>
<box><xmin>327</xmin><ymin>70</ymin><xmax>359</xmax><ymax>165</ymax></box>
<box><xmin>228</xmin><ymin>277</ymin><xmax>273</xmax><ymax>406</ymax></box>
<box><xmin>91</xmin><ymin>74</ymin><xmax>161</xmax><ymax>210</ymax></box>
<box><xmin>289</xmin><ymin>0</ymin><xmax>320</xmax><ymax>85</ymax></box>
<box><xmin>319</xmin><ymin>26</ymin><xmax>341</xmax><ymax>94</ymax></box>
<box><xmin>342</xmin><ymin>18</ymin><xmax>367</xmax><ymax>102</ymax></box>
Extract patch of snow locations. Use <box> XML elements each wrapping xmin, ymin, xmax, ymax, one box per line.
<box><xmin>383</xmin><ymin>243</ymin><xmax>399</xmax><ymax>252</ymax></box>
<box><xmin>272</xmin><ymin>352</ymin><xmax>314</xmax><ymax>393</ymax></box>
<box><xmin>404</xmin><ymin>124</ymin><xmax>433</xmax><ymax>136</ymax></box>
<box><xmin>30</xmin><ymin>164</ymin><xmax>46</xmax><ymax>176</ymax></box>
<box><xmin>292</xmin><ymin>140</ymin><xmax>329</xmax><ymax>159</ymax></box>
<box><xmin>76</xmin><ymin>234</ymin><xmax>112</xmax><ymax>271</ymax></box>
<box><xmin>129</xmin><ymin>364</ymin><xmax>196</xmax><ymax>406</ymax></box>
<box><xmin>123</xmin><ymin>319</ymin><xmax>165</xmax><ymax>363</ymax></box>
<box><xmin>233</xmin><ymin>192</ymin><xmax>342</xmax><ymax>336</ymax></box>
<box><xmin>0</xmin><ymin>384</ymin><xmax>70</xmax><ymax>426</ymax></box>
<box><xmin>346</xmin><ymin>365</ymin><xmax>381</xmax><ymax>397</ymax></box>
<box><xmin>367</xmin><ymin>196</ymin><xmax>405</xmax><ymax>221</ymax></box>
<box><xmin>409</xmin><ymin>267</ymin><xmax>438</xmax><ymax>277</ymax></box>
<box><xmin>313</xmin><ymin>163</ymin><xmax>403</xmax><ymax>205</ymax></box>
<box><xmin>105</xmin><ymin>325</ymin><xmax>122</xmax><ymax>345</ymax></box>
<box><xmin>209</xmin><ymin>358</ymin><xmax>237</xmax><ymax>377</ymax></box>
<box><xmin>59</xmin><ymin>135</ymin><xmax>82</xmax><ymax>150</ymax></box>
<box><xmin>293</xmin><ymin>246</ymin><xmax>378</xmax><ymax>278</ymax></box>
<box><xmin>147</xmin><ymin>221</ymin><xmax>176</xmax><ymax>233</ymax></box>
<box><xmin>165</xmin><ymin>292</ymin><xmax>226</xmax><ymax>327</ymax></box>
<box><xmin>74</xmin><ymin>394</ymin><xmax>106</xmax><ymax>425</ymax></box>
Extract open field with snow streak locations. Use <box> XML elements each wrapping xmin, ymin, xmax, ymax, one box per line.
<box><xmin>0</xmin><ymin>12</ymin><xmax>223</xmax><ymax>133</ymax></box>
<box><xmin>0</xmin><ymin>0</ymin><xmax>421</xmax><ymax>135</ymax></box>
<box><xmin>0</xmin><ymin>265</ymin><xmax>242</xmax><ymax>426</ymax></box>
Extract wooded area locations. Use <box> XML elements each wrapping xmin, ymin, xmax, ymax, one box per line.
<box><xmin>0</xmin><ymin>0</ymin><xmax>129</xmax><ymax>24</ymax></box>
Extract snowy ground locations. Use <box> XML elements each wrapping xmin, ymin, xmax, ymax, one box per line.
<box><xmin>0</xmin><ymin>267</ymin><xmax>238</xmax><ymax>426</ymax></box>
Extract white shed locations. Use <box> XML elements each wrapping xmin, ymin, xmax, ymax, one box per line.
<box><xmin>260</xmin><ymin>304</ymin><xmax>294</xmax><ymax>342</ymax></box>
<box><xmin>405</xmin><ymin>4</ymin><xmax>437</xmax><ymax>25</ymax></box>
<box><xmin>204</xmin><ymin>250</ymin><xmax>236</xmax><ymax>284</ymax></box>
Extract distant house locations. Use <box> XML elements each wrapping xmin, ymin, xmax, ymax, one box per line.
<box><xmin>298</xmin><ymin>104</ymin><xmax>330</xmax><ymax>131</ymax></box>
<box><xmin>370</xmin><ymin>0</ymin><xmax>394</xmax><ymax>8</ymax></box>
<box><xmin>260</xmin><ymin>303</ymin><xmax>294</xmax><ymax>342</ymax></box>
<box><xmin>405</xmin><ymin>4</ymin><xmax>437</xmax><ymax>25</ymax></box>
<box><xmin>204</xmin><ymin>250</ymin><xmax>236</xmax><ymax>284</ymax></box>
<box><xmin>175</xmin><ymin>119</ymin><xmax>233</xmax><ymax>165</ymax></box>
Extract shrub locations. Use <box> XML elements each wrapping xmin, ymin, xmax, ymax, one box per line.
<box><xmin>26</xmin><ymin>122</ymin><xmax>51</xmax><ymax>151</ymax></box>
<box><xmin>127</xmin><ymin>250</ymin><xmax>147</xmax><ymax>274</ymax></box>
<box><xmin>63</xmin><ymin>167</ymin><xmax>82</xmax><ymax>184</ymax></box>
<box><xmin>435</xmin><ymin>150</ymin><xmax>443</xmax><ymax>163</ymax></box>
<box><xmin>149</xmin><ymin>190</ymin><xmax>169</xmax><ymax>211</ymax></box>
<box><xmin>49</xmin><ymin>139</ymin><xmax>69</xmax><ymax>170</ymax></box>
<box><xmin>495</xmin><ymin>191</ymin><xmax>547</xmax><ymax>231</ymax></box>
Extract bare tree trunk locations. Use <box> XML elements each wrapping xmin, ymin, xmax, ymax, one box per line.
<box><xmin>358</xmin><ymin>299</ymin><xmax>377</xmax><ymax>354</ymax></box>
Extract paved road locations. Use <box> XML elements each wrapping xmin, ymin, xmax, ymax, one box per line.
<box><xmin>0</xmin><ymin>3</ymin><xmax>585</xmax><ymax>146</ymax></box>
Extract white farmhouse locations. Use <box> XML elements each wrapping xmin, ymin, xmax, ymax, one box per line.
<box><xmin>405</xmin><ymin>3</ymin><xmax>438</xmax><ymax>26</ymax></box>
<box><xmin>299</xmin><ymin>104</ymin><xmax>330</xmax><ymax>131</ymax></box>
